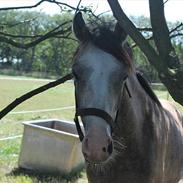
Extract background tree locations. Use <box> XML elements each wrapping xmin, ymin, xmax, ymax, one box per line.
<box><xmin>0</xmin><ymin>10</ymin><xmax>75</xmax><ymax>77</ymax></box>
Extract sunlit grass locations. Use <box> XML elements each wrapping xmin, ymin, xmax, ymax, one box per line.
<box><xmin>0</xmin><ymin>77</ymin><xmax>86</xmax><ymax>183</ymax></box>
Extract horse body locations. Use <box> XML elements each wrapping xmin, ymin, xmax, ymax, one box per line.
<box><xmin>87</xmin><ymin>75</ymin><xmax>183</xmax><ymax>183</ymax></box>
<box><xmin>72</xmin><ymin>12</ymin><xmax>183</xmax><ymax>183</ymax></box>
<box><xmin>152</xmin><ymin>99</ymin><xmax>183</xmax><ymax>183</ymax></box>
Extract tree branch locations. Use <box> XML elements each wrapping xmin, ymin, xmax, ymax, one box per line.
<box><xmin>149</xmin><ymin>0</ymin><xmax>174</xmax><ymax>59</ymax></box>
<box><xmin>97</xmin><ymin>10</ymin><xmax>111</xmax><ymax>18</ymax></box>
<box><xmin>0</xmin><ymin>74</ymin><xmax>73</xmax><ymax>120</ymax></box>
<box><xmin>0</xmin><ymin>0</ymin><xmax>78</xmax><ymax>12</ymax></box>
<box><xmin>0</xmin><ymin>18</ymin><xmax>37</xmax><ymax>29</ymax></box>
<box><xmin>170</xmin><ymin>23</ymin><xmax>183</xmax><ymax>34</ymax></box>
<box><xmin>132</xmin><ymin>23</ymin><xmax>183</xmax><ymax>48</ymax></box>
<box><xmin>163</xmin><ymin>0</ymin><xmax>169</xmax><ymax>5</ymax></box>
<box><xmin>138</xmin><ymin>27</ymin><xmax>152</xmax><ymax>32</ymax></box>
<box><xmin>0</xmin><ymin>0</ymin><xmax>46</xmax><ymax>11</ymax></box>
<box><xmin>131</xmin><ymin>36</ymin><xmax>153</xmax><ymax>48</ymax></box>
<box><xmin>0</xmin><ymin>21</ymin><xmax>72</xmax><ymax>49</ymax></box>
<box><xmin>170</xmin><ymin>33</ymin><xmax>183</xmax><ymax>39</ymax></box>
<box><xmin>0</xmin><ymin>31</ymin><xmax>42</xmax><ymax>39</ymax></box>
<box><xmin>75</xmin><ymin>0</ymin><xmax>82</xmax><ymax>14</ymax></box>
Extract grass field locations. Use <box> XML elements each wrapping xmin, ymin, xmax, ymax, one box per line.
<box><xmin>0</xmin><ymin>76</ymin><xmax>182</xmax><ymax>183</ymax></box>
<box><xmin>0</xmin><ymin>76</ymin><xmax>87</xmax><ymax>183</ymax></box>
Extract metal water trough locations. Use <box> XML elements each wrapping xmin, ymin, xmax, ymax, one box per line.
<box><xmin>18</xmin><ymin>119</ymin><xmax>84</xmax><ymax>174</ymax></box>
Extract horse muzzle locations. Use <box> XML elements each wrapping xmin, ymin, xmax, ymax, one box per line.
<box><xmin>74</xmin><ymin>108</ymin><xmax>115</xmax><ymax>162</ymax></box>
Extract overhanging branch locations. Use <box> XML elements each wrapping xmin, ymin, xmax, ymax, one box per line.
<box><xmin>132</xmin><ymin>23</ymin><xmax>183</xmax><ymax>48</ymax></box>
<box><xmin>0</xmin><ymin>0</ymin><xmax>76</xmax><ymax>11</ymax></box>
<box><xmin>138</xmin><ymin>27</ymin><xmax>152</xmax><ymax>32</ymax></box>
<box><xmin>0</xmin><ymin>0</ymin><xmax>45</xmax><ymax>11</ymax></box>
<box><xmin>0</xmin><ymin>21</ymin><xmax>72</xmax><ymax>49</ymax></box>
<box><xmin>170</xmin><ymin>33</ymin><xmax>183</xmax><ymax>39</ymax></box>
<box><xmin>149</xmin><ymin>0</ymin><xmax>173</xmax><ymax>58</ymax></box>
<box><xmin>0</xmin><ymin>74</ymin><xmax>73</xmax><ymax>120</ymax></box>
<box><xmin>0</xmin><ymin>31</ymin><xmax>42</xmax><ymax>39</ymax></box>
<box><xmin>170</xmin><ymin>23</ymin><xmax>183</xmax><ymax>34</ymax></box>
<box><xmin>0</xmin><ymin>18</ymin><xmax>37</xmax><ymax>29</ymax></box>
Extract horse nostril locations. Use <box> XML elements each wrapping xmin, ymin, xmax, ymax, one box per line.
<box><xmin>83</xmin><ymin>152</ymin><xmax>88</xmax><ymax>158</ymax></box>
<box><xmin>102</xmin><ymin>147</ymin><xmax>106</xmax><ymax>152</ymax></box>
<box><xmin>107</xmin><ymin>142</ymin><xmax>113</xmax><ymax>155</ymax></box>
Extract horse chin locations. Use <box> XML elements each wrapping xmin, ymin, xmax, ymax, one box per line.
<box><xmin>85</xmin><ymin>157</ymin><xmax>110</xmax><ymax>167</ymax></box>
<box><xmin>85</xmin><ymin>156</ymin><xmax>113</xmax><ymax>175</ymax></box>
<box><xmin>84</xmin><ymin>148</ymin><xmax>122</xmax><ymax>175</ymax></box>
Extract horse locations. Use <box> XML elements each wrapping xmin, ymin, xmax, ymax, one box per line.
<box><xmin>72</xmin><ymin>12</ymin><xmax>183</xmax><ymax>183</ymax></box>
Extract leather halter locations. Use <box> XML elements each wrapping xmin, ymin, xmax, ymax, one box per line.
<box><xmin>74</xmin><ymin>108</ymin><xmax>116</xmax><ymax>141</ymax></box>
<box><xmin>74</xmin><ymin>78</ymin><xmax>131</xmax><ymax>142</ymax></box>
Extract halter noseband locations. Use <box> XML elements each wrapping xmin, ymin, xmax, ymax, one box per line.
<box><xmin>74</xmin><ymin>108</ymin><xmax>116</xmax><ymax>141</ymax></box>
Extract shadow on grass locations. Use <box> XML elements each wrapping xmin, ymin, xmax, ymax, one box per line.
<box><xmin>6</xmin><ymin>167</ymin><xmax>86</xmax><ymax>183</ymax></box>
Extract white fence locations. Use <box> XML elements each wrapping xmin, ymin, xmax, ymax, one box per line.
<box><xmin>9</xmin><ymin>106</ymin><xmax>75</xmax><ymax>115</ymax></box>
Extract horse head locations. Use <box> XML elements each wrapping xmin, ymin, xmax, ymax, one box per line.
<box><xmin>72</xmin><ymin>12</ymin><xmax>132</xmax><ymax>164</ymax></box>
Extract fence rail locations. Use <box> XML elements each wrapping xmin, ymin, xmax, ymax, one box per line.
<box><xmin>9</xmin><ymin>106</ymin><xmax>75</xmax><ymax>115</ymax></box>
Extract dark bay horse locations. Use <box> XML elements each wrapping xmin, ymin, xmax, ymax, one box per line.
<box><xmin>72</xmin><ymin>12</ymin><xmax>183</xmax><ymax>183</ymax></box>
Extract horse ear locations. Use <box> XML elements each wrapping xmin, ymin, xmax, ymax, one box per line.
<box><xmin>114</xmin><ymin>22</ymin><xmax>127</xmax><ymax>45</ymax></box>
<box><xmin>73</xmin><ymin>12</ymin><xmax>90</xmax><ymax>42</ymax></box>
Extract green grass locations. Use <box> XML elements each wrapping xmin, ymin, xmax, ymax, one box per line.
<box><xmin>0</xmin><ymin>76</ymin><xmax>182</xmax><ymax>183</ymax></box>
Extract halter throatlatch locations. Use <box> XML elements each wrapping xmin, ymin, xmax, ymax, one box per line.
<box><xmin>74</xmin><ymin>108</ymin><xmax>115</xmax><ymax>142</ymax></box>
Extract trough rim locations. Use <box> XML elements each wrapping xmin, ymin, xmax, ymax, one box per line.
<box><xmin>22</xmin><ymin>118</ymin><xmax>83</xmax><ymax>140</ymax></box>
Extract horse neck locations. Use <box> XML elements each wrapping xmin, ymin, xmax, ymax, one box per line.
<box><xmin>116</xmin><ymin>73</ymin><xmax>154</xmax><ymax>147</ymax></box>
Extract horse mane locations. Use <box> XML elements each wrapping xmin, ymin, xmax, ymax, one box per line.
<box><xmin>136</xmin><ymin>72</ymin><xmax>162</xmax><ymax>106</ymax></box>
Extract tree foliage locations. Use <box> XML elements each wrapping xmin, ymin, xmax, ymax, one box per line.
<box><xmin>0</xmin><ymin>10</ymin><xmax>77</xmax><ymax>77</ymax></box>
